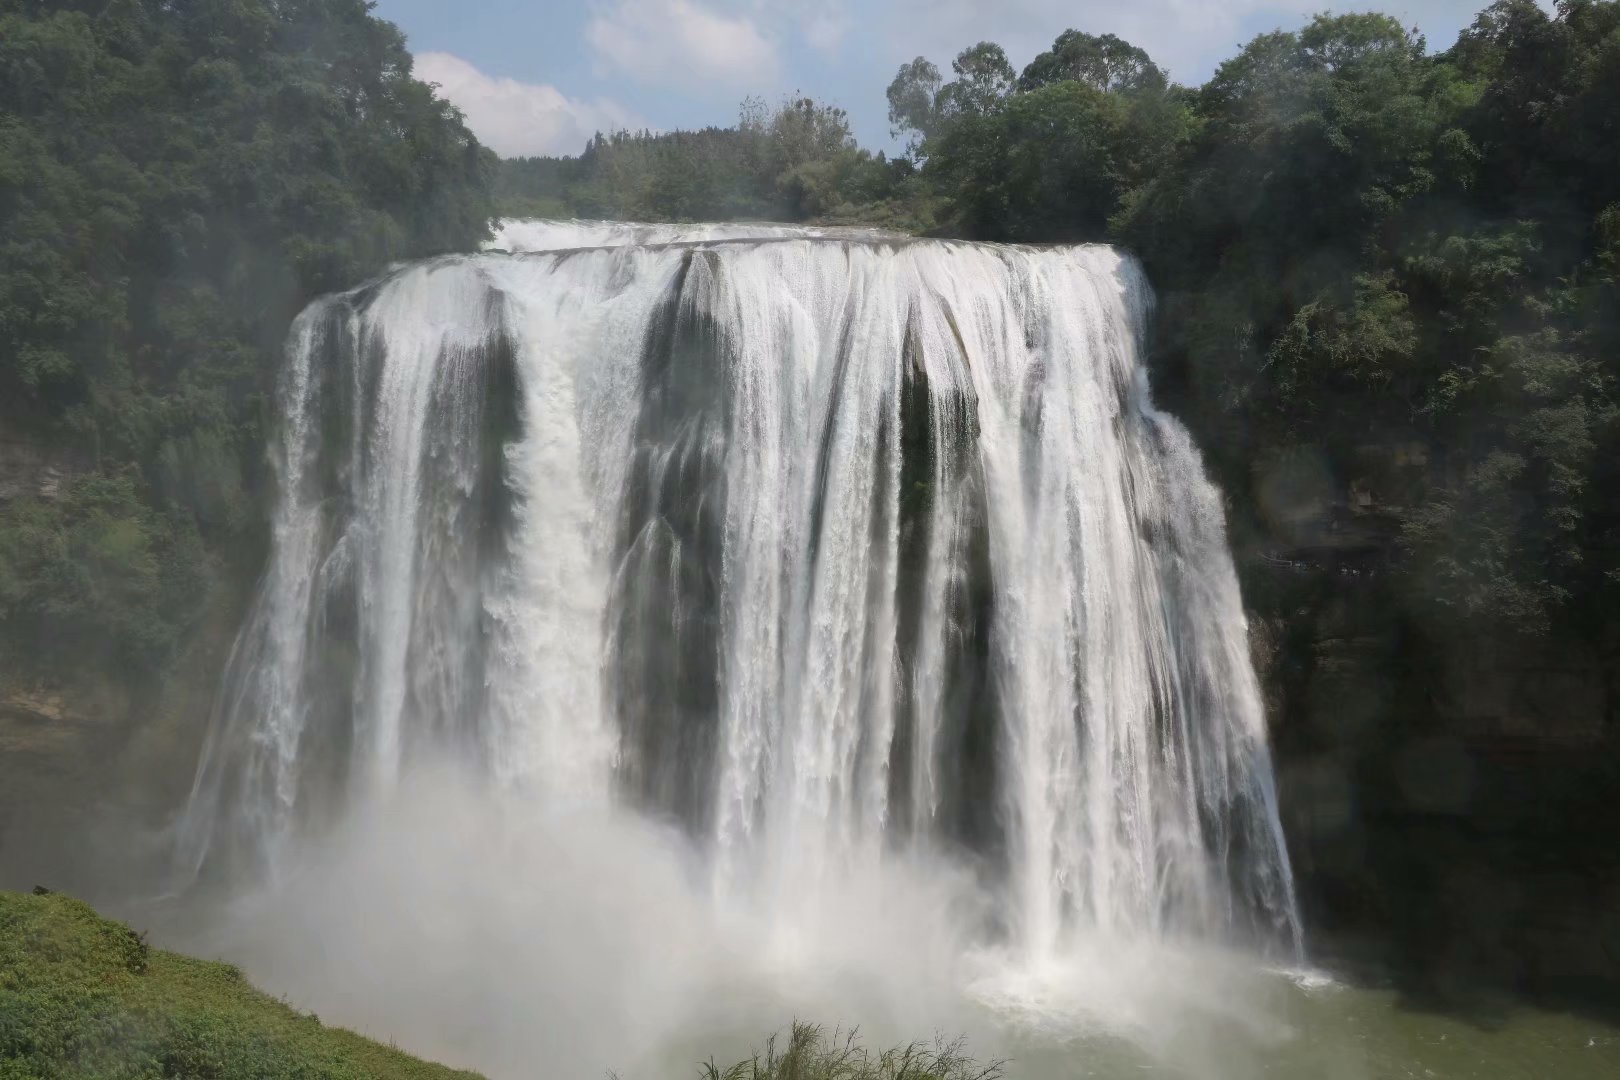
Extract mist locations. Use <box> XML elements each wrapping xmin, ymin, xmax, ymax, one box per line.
<box><xmin>154</xmin><ymin>763</ymin><xmax>1335</xmax><ymax>1080</ymax></box>
<box><xmin>163</xmin><ymin>764</ymin><xmax>977</xmax><ymax>1077</ymax></box>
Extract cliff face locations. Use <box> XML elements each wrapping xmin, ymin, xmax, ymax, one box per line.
<box><xmin>0</xmin><ymin>430</ymin><xmax>86</xmax><ymax>502</ymax></box>
<box><xmin>1242</xmin><ymin>447</ymin><xmax>1620</xmax><ymax>1003</ymax></box>
<box><xmin>0</xmin><ymin>425</ymin><xmax>239</xmax><ymax>900</ymax></box>
<box><xmin>0</xmin><ymin>619</ymin><xmax>233</xmax><ymax>902</ymax></box>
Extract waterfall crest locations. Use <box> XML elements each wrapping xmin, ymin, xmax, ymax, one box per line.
<box><xmin>179</xmin><ymin>221</ymin><xmax>1302</xmax><ymax>959</ymax></box>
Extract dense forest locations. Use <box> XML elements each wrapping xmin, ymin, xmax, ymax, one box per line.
<box><xmin>495</xmin><ymin>97</ymin><xmax>930</xmax><ymax>230</ymax></box>
<box><xmin>0</xmin><ymin>0</ymin><xmax>495</xmax><ymax>683</ymax></box>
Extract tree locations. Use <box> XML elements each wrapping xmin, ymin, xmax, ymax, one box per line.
<box><xmin>1104</xmin><ymin>5</ymin><xmax>1620</xmax><ymax>634</ymax></box>
<box><xmin>927</xmin><ymin>80</ymin><xmax>1190</xmax><ymax>242</ymax></box>
<box><xmin>1018</xmin><ymin>30</ymin><xmax>1168</xmax><ymax>94</ymax></box>
<box><xmin>936</xmin><ymin>42</ymin><xmax>1015</xmax><ymax>120</ymax></box>
<box><xmin>495</xmin><ymin>96</ymin><xmax>902</xmax><ymax>225</ymax></box>
<box><xmin>886</xmin><ymin>57</ymin><xmax>943</xmax><ymax>154</ymax></box>
<box><xmin>0</xmin><ymin>0</ymin><xmax>496</xmax><ymax>679</ymax></box>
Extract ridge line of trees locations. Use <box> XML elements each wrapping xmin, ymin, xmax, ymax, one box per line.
<box><xmin>496</xmin><ymin>93</ymin><xmax>927</xmax><ymax>229</ymax></box>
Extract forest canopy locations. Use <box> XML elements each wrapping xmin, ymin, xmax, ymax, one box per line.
<box><xmin>0</xmin><ymin>0</ymin><xmax>495</xmax><ymax>676</ymax></box>
<box><xmin>495</xmin><ymin>95</ymin><xmax>925</xmax><ymax>229</ymax></box>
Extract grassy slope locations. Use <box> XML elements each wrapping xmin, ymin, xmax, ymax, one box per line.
<box><xmin>0</xmin><ymin>890</ymin><xmax>482</xmax><ymax>1080</ymax></box>
<box><xmin>0</xmin><ymin>890</ymin><xmax>999</xmax><ymax>1080</ymax></box>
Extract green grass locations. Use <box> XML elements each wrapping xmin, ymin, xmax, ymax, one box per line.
<box><xmin>0</xmin><ymin>889</ymin><xmax>482</xmax><ymax>1080</ymax></box>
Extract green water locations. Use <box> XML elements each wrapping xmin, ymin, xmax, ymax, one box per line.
<box><xmin>652</xmin><ymin>953</ymin><xmax>1620</xmax><ymax>1080</ymax></box>
<box><xmin>1003</xmin><ymin>978</ymin><xmax>1620</xmax><ymax>1079</ymax></box>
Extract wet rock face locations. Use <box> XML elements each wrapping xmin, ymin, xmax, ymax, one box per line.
<box><xmin>0</xmin><ymin>690</ymin><xmax>69</xmax><ymax>725</ymax></box>
<box><xmin>0</xmin><ymin>433</ymin><xmax>84</xmax><ymax>502</ymax></box>
<box><xmin>1223</xmin><ymin>432</ymin><xmax>1619</xmax><ymax>1000</ymax></box>
<box><xmin>1250</xmin><ymin>552</ymin><xmax>1620</xmax><ymax>1003</ymax></box>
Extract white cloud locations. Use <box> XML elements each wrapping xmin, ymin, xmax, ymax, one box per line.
<box><xmin>586</xmin><ymin>0</ymin><xmax>780</xmax><ymax>91</ymax></box>
<box><xmin>416</xmin><ymin>52</ymin><xmax>642</xmax><ymax>158</ymax></box>
<box><xmin>803</xmin><ymin>8</ymin><xmax>850</xmax><ymax>53</ymax></box>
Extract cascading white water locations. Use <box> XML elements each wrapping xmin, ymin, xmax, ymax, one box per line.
<box><xmin>178</xmin><ymin>220</ymin><xmax>1301</xmax><ymax>969</ymax></box>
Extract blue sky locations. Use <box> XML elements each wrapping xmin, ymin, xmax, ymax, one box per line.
<box><xmin>375</xmin><ymin>1</ymin><xmax>1530</xmax><ymax>158</ymax></box>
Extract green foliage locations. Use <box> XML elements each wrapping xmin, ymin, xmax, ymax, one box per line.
<box><xmin>1018</xmin><ymin>30</ymin><xmax>1167</xmax><ymax>94</ymax></box>
<box><xmin>0</xmin><ymin>473</ymin><xmax>208</xmax><ymax>674</ymax></box>
<box><xmin>0</xmin><ymin>889</ymin><xmax>484</xmax><ymax>1079</ymax></box>
<box><xmin>1126</xmin><ymin>1</ymin><xmax>1619</xmax><ymax>637</ymax></box>
<box><xmin>935</xmin><ymin>43</ymin><xmax>1015</xmax><ymax>121</ymax></box>
<box><xmin>701</xmin><ymin>1023</ymin><xmax>1001</xmax><ymax>1080</ymax></box>
<box><xmin>495</xmin><ymin>96</ymin><xmax>915</xmax><ymax>226</ymax></box>
<box><xmin>926</xmin><ymin>78</ymin><xmax>1191</xmax><ymax>242</ymax></box>
<box><xmin>892</xmin><ymin>3</ymin><xmax>1620</xmax><ymax>641</ymax></box>
<box><xmin>0</xmin><ymin>0</ymin><xmax>496</xmax><ymax>685</ymax></box>
<box><xmin>886</xmin><ymin>57</ymin><xmax>942</xmax><ymax>152</ymax></box>
<box><xmin>896</xmin><ymin>29</ymin><xmax>1192</xmax><ymax>241</ymax></box>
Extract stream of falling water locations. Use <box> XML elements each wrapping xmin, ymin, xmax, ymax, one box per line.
<box><xmin>172</xmin><ymin>220</ymin><xmax>1312</xmax><ymax>1077</ymax></box>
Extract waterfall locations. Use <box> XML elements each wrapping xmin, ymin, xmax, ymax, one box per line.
<box><xmin>178</xmin><ymin>220</ymin><xmax>1302</xmax><ymax>960</ymax></box>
